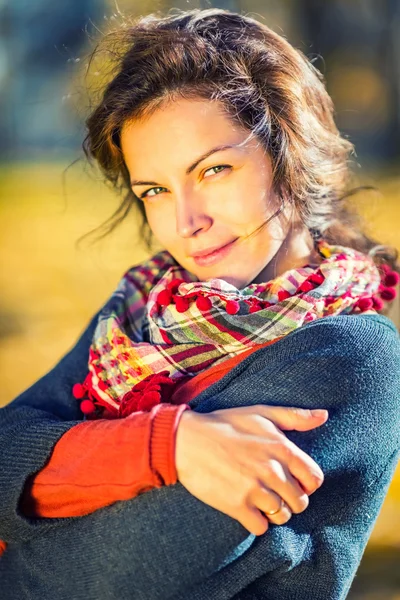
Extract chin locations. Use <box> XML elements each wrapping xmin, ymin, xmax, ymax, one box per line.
<box><xmin>188</xmin><ymin>260</ymin><xmax>254</xmax><ymax>288</ymax></box>
<box><xmin>211</xmin><ymin>272</ymin><xmax>251</xmax><ymax>290</ymax></box>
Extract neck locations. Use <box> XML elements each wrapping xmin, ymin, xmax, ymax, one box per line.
<box><xmin>251</xmin><ymin>222</ymin><xmax>322</xmax><ymax>284</ymax></box>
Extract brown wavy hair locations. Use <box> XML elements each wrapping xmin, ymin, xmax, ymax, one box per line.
<box><xmin>82</xmin><ymin>7</ymin><xmax>398</xmax><ymax>277</ymax></box>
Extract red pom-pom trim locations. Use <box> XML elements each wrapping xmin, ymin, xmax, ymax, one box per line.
<box><xmin>298</xmin><ymin>280</ymin><xmax>315</xmax><ymax>293</ymax></box>
<box><xmin>138</xmin><ymin>391</ymin><xmax>161</xmax><ymax>411</ymax></box>
<box><xmin>379</xmin><ymin>287</ymin><xmax>397</xmax><ymax>301</ymax></box>
<box><xmin>226</xmin><ymin>300</ymin><xmax>240</xmax><ymax>315</ymax></box>
<box><xmin>72</xmin><ymin>383</ymin><xmax>85</xmax><ymax>399</ymax></box>
<box><xmin>80</xmin><ymin>399</ymin><xmax>96</xmax><ymax>415</ymax></box>
<box><xmin>372</xmin><ymin>295</ymin><xmax>384</xmax><ymax>311</ymax></box>
<box><xmin>167</xmin><ymin>278</ymin><xmax>186</xmax><ymax>293</ymax></box>
<box><xmin>174</xmin><ymin>296</ymin><xmax>190</xmax><ymax>313</ymax></box>
<box><xmin>356</xmin><ymin>297</ymin><xmax>374</xmax><ymax>311</ymax></box>
<box><xmin>196</xmin><ymin>295</ymin><xmax>212</xmax><ymax>311</ymax></box>
<box><xmin>249</xmin><ymin>301</ymin><xmax>262</xmax><ymax>313</ymax></box>
<box><xmin>383</xmin><ymin>271</ymin><xmax>400</xmax><ymax>288</ymax></box>
<box><xmin>277</xmin><ymin>290</ymin><xmax>291</xmax><ymax>301</ymax></box>
<box><xmin>309</xmin><ymin>273</ymin><xmax>325</xmax><ymax>285</ymax></box>
<box><xmin>157</xmin><ymin>288</ymin><xmax>172</xmax><ymax>306</ymax></box>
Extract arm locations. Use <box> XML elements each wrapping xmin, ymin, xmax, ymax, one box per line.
<box><xmin>179</xmin><ymin>314</ymin><xmax>400</xmax><ymax>600</ymax></box>
<box><xmin>1</xmin><ymin>314</ymin><xmax>399</xmax><ymax>600</ymax></box>
<box><xmin>0</xmin><ymin>312</ymin><xmax>99</xmax><ymax>545</ymax></box>
<box><xmin>0</xmin><ymin>308</ymin><xmax>188</xmax><ymax>536</ymax></box>
<box><xmin>17</xmin><ymin>339</ymin><xmax>273</xmax><ymax>520</ymax></box>
<box><xmin>20</xmin><ymin>403</ymin><xmax>190</xmax><ymax>518</ymax></box>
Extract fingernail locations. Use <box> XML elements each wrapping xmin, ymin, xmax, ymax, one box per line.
<box><xmin>311</xmin><ymin>409</ymin><xmax>328</xmax><ymax>418</ymax></box>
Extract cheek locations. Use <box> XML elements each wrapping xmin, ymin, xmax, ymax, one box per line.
<box><xmin>143</xmin><ymin>165</ymin><xmax>274</xmax><ymax>238</ymax></box>
<box><xmin>214</xmin><ymin>185</ymin><xmax>270</xmax><ymax>227</ymax></box>
<box><xmin>145</xmin><ymin>204</ymin><xmax>176</xmax><ymax>244</ymax></box>
<box><xmin>218</xmin><ymin>166</ymin><xmax>273</xmax><ymax>219</ymax></box>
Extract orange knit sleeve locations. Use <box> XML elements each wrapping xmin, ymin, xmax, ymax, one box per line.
<box><xmin>19</xmin><ymin>403</ymin><xmax>190</xmax><ymax>519</ymax></box>
<box><xmin>0</xmin><ymin>338</ymin><xmax>278</xmax><ymax>557</ymax></box>
<box><xmin>18</xmin><ymin>338</ymin><xmax>276</xmax><ymax>521</ymax></box>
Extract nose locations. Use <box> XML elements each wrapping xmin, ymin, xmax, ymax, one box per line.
<box><xmin>175</xmin><ymin>193</ymin><xmax>212</xmax><ymax>238</ymax></box>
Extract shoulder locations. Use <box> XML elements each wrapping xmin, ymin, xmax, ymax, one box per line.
<box><xmin>253</xmin><ymin>314</ymin><xmax>400</xmax><ymax>402</ymax></box>
<box><xmin>286</xmin><ymin>313</ymin><xmax>400</xmax><ymax>363</ymax></box>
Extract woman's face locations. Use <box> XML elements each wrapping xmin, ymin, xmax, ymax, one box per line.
<box><xmin>121</xmin><ymin>97</ymin><xmax>299</xmax><ymax>289</ymax></box>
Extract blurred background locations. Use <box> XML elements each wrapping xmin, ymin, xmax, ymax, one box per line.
<box><xmin>0</xmin><ymin>0</ymin><xmax>399</xmax><ymax>597</ymax></box>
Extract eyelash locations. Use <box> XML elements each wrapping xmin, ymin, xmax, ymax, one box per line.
<box><xmin>139</xmin><ymin>164</ymin><xmax>232</xmax><ymax>200</ymax></box>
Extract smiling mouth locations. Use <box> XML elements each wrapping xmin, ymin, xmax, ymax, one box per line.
<box><xmin>191</xmin><ymin>238</ymin><xmax>239</xmax><ymax>266</ymax></box>
<box><xmin>191</xmin><ymin>239</ymin><xmax>238</xmax><ymax>258</ymax></box>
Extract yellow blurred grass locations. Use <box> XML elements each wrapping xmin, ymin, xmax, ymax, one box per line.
<box><xmin>0</xmin><ymin>161</ymin><xmax>399</xmax><ymax>548</ymax></box>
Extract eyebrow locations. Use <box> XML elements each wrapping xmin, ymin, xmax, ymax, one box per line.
<box><xmin>130</xmin><ymin>143</ymin><xmax>240</xmax><ymax>187</ymax></box>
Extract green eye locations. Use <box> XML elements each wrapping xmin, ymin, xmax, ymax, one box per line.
<box><xmin>204</xmin><ymin>165</ymin><xmax>230</xmax><ymax>177</ymax></box>
<box><xmin>140</xmin><ymin>186</ymin><xmax>167</xmax><ymax>200</ymax></box>
<box><xmin>139</xmin><ymin>165</ymin><xmax>231</xmax><ymax>200</ymax></box>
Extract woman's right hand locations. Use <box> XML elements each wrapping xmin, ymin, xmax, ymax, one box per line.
<box><xmin>175</xmin><ymin>405</ymin><xmax>328</xmax><ymax>536</ymax></box>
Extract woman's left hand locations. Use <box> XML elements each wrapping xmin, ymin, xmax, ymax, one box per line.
<box><xmin>175</xmin><ymin>404</ymin><xmax>327</xmax><ymax>535</ymax></box>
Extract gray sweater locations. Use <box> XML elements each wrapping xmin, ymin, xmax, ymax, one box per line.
<box><xmin>0</xmin><ymin>312</ymin><xmax>399</xmax><ymax>600</ymax></box>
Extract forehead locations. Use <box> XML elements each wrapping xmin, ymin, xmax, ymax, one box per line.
<box><xmin>122</xmin><ymin>97</ymin><xmax>231</xmax><ymax>135</ymax></box>
<box><xmin>120</xmin><ymin>98</ymin><xmax>247</xmax><ymax>163</ymax></box>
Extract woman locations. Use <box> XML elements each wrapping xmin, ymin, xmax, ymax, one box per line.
<box><xmin>1</xmin><ymin>8</ymin><xmax>399</xmax><ymax>600</ymax></box>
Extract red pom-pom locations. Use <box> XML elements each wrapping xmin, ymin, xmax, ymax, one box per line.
<box><xmin>157</xmin><ymin>288</ymin><xmax>172</xmax><ymax>306</ymax></box>
<box><xmin>196</xmin><ymin>295</ymin><xmax>212</xmax><ymax>311</ymax></box>
<box><xmin>309</xmin><ymin>273</ymin><xmax>325</xmax><ymax>285</ymax></box>
<box><xmin>356</xmin><ymin>297</ymin><xmax>374</xmax><ymax>311</ymax></box>
<box><xmin>167</xmin><ymin>278</ymin><xmax>185</xmax><ymax>293</ymax></box>
<box><xmin>138</xmin><ymin>391</ymin><xmax>161</xmax><ymax>411</ymax></box>
<box><xmin>249</xmin><ymin>302</ymin><xmax>262</xmax><ymax>313</ymax></box>
<box><xmin>72</xmin><ymin>383</ymin><xmax>85</xmax><ymax>399</ymax></box>
<box><xmin>383</xmin><ymin>271</ymin><xmax>400</xmax><ymax>288</ymax></box>
<box><xmin>380</xmin><ymin>263</ymin><xmax>391</xmax><ymax>274</ymax></box>
<box><xmin>80</xmin><ymin>399</ymin><xmax>96</xmax><ymax>415</ymax></box>
<box><xmin>298</xmin><ymin>281</ymin><xmax>315</xmax><ymax>293</ymax></box>
<box><xmin>379</xmin><ymin>287</ymin><xmax>397</xmax><ymax>301</ymax></box>
<box><xmin>226</xmin><ymin>300</ymin><xmax>240</xmax><ymax>315</ymax></box>
<box><xmin>372</xmin><ymin>295</ymin><xmax>384</xmax><ymax>311</ymax></box>
<box><xmin>144</xmin><ymin>384</ymin><xmax>161</xmax><ymax>395</ymax></box>
<box><xmin>174</xmin><ymin>296</ymin><xmax>190</xmax><ymax>313</ymax></box>
<box><xmin>277</xmin><ymin>290</ymin><xmax>291</xmax><ymax>301</ymax></box>
<box><xmin>157</xmin><ymin>369</ymin><xmax>170</xmax><ymax>377</ymax></box>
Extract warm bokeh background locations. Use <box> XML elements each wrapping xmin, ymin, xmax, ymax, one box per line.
<box><xmin>1</xmin><ymin>1</ymin><xmax>399</xmax><ymax>598</ymax></box>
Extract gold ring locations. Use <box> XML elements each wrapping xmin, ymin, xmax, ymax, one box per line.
<box><xmin>265</xmin><ymin>497</ymin><xmax>284</xmax><ymax>516</ymax></box>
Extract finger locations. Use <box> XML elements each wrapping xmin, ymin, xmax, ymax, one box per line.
<box><xmin>258</xmin><ymin>460</ymin><xmax>310</xmax><ymax>514</ymax></box>
<box><xmin>281</xmin><ymin>442</ymin><xmax>325</xmax><ymax>495</ymax></box>
<box><xmin>264</xmin><ymin>499</ymin><xmax>292</xmax><ymax>526</ymax></box>
<box><xmin>259</xmin><ymin>435</ymin><xmax>324</xmax><ymax>496</ymax></box>
<box><xmin>253</xmin><ymin>485</ymin><xmax>292</xmax><ymax>526</ymax></box>
<box><xmin>240</xmin><ymin>506</ymin><xmax>270</xmax><ymax>536</ymax></box>
<box><xmin>255</xmin><ymin>405</ymin><xmax>329</xmax><ymax>431</ymax></box>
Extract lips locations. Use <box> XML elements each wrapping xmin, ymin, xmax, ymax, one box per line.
<box><xmin>190</xmin><ymin>238</ymin><xmax>238</xmax><ymax>267</ymax></box>
<box><xmin>190</xmin><ymin>240</ymin><xmax>237</xmax><ymax>258</ymax></box>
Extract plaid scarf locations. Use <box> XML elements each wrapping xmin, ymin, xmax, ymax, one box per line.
<box><xmin>72</xmin><ymin>239</ymin><xmax>398</xmax><ymax>419</ymax></box>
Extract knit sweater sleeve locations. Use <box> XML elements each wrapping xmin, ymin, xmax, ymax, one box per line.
<box><xmin>0</xmin><ymin>309</ymin><xmax>189</xmax><ymax>542</ymax></box>
<box><xmin>18</xmin><ymin>341</ymin><xmax>270</xmax><ymax>521</ymax></box>
<box><xmin>19</xmin><ymin>403</ymin><xmax>190</xmax><ymax>519</ymax></box>
<box><xmin>0</xmin><ymin>312</ymin><xmax>99</xmax><ymax>544</ymax></box>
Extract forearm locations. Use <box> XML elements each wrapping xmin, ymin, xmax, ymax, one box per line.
<box><xmin>0</xmin><ymin>312</ymin><xmax>98</xmax><ymax>542</ymax></box>
<box><xmin>20</xmin><ymin>403</ymin><xmax>190</xmax><ymax>518</ymax></box>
